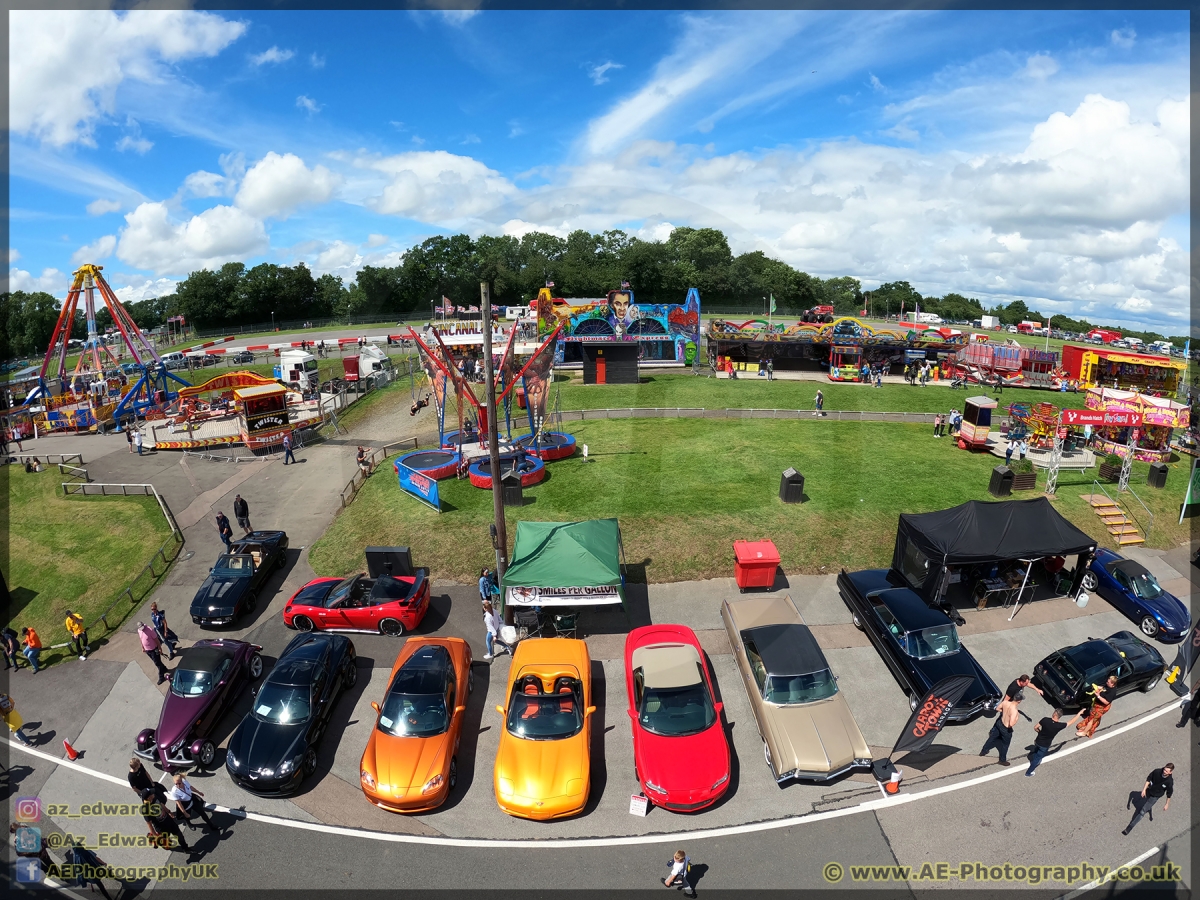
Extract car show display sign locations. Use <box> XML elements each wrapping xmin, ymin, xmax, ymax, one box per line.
<box><xmin>892</xmin><ymin>675</ymin><xmax>976</xmax><ymax>756</ymax></box>
<box><xmin>396</xmin><ymin>462</ymin><xmax>441</xmax><ymax>513</ymax></box>
<box><xmin>506</xmin><ymin>585</ymin><xmax>622</xmax><ymax>606</ymax></box>
<box><xmin>629</xmin><ymin>794</ymin><xmax>649</xmax><ymax>816</ymax></box>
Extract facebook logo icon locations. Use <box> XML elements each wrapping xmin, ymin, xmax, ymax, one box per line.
<box><xmin>15</xmin><ymin>857</ymin><xmax>43</xmax><ymax>883</ymax></box>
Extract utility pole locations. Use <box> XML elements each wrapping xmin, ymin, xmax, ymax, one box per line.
<box><xmin>481</xmin><ymin>282</ymin><xmax>510</xmax><ymax>622</ymax></box>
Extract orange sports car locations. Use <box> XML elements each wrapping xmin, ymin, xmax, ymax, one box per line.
<box><xmin>359</xmin><ymin>637</ymin><xmax>473</xmax><ymax>813</ymax></box>
<box><xmin>493</xmin><ymin>637</ymin><xmax>595</xmax><ymax>820</ymax></box>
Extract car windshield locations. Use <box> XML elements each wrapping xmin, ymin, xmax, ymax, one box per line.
<box><xmin>764</xmin><ymin>669</ymin><xmax>839</xmax><ymax>704</ymax></box>
<box><xmin>378</xmin><ymin>693</ymin><xmax>448</xmax><ymax>738</ymax></box>
<box><xmin>638</xmin><ymin>683</ymin><xmax>716</xmax><ymax>736</ymax></box>
<box><xmin>907</xmin><ymin>624</ymin><xmax>961</xmax><ymax>659</ymax></box>
<box><xmin>506</xmin><ymin>682</ymin><xmax>583</xmax><ymax>740</ymax></box>
<box><xmin>213</xmin><ymin>555</ymin><xmax>252</xmax><ymax>573</ymax></box>
<box><xmin>1129</xmin><ymin>571</ymin><xmax>1163</xmax><ymax>600</ymax></box>
<box><xmin>252</xmin><ymin>683</ymin><xmax>311</xmax><ymax>724</ymax></box>
<box><xmin>325</xmin><ymin>576</ymin><xmax>357</xmax><ymax>609</ymax></box>
<box><xmin>171</xmin><ymin>669</ymin><xmax>214</xmax><ymax>697</ymax></box>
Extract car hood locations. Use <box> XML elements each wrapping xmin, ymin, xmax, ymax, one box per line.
<box><xmin>913</xmin><ymin>651</ymin><xmax>996</xmax><ymax>707</ymax></box>
<box><xmin>1147</xmin><ymin>592</ymin><xmax>1191</xmax><ymax>633</ymax></box>
<box><xmin>228</xmin><ymin>716</ymin><xmax>306</xmax><ymax>772</ymax></box>
<box><xmin>495</xmin><ymin>730</ymin><xmax>587</xmax><ymax>800</ymax></box>
<box><xmin>156</xmin><ymin>692</ymin><xmax>217</xmax><ymax>759</ymax></box>
<box><xmin>362</xmin><ymin>729</ymin><xmax>448</xmax><ymax>791</ymax></box>
<box><xmin>1108</xmin><ymin>631</ymin><xmax>1167</xmax><ymax>670</ymax></box>
<box><xmin>636</xmin><ymin>721</ymin><xmax>728</xmax><ymax>793</ymax></box>
<box><xmin>766</xmin><ymin>695</ymin><xmax>870</xmax><ymax>774</ymax></box>
<box><xmin>191</xmin><ymin>575</ymin><xmax>248</xmax><ymax>616</ymax></box>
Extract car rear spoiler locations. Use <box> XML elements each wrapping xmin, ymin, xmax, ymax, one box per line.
<box><xmin>407</xmin><ymin>567</ymin><xmax>430</xmax><ymax>601</ymax></box>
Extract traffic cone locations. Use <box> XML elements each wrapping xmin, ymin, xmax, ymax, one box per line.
<box><xmin>63</xmin><ymin>738</ymin><xmax>79</xmax><ymax>761</ymax></box>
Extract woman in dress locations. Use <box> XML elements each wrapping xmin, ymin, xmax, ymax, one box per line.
<box><xmin>1076</xmin><ymin>674</ymin><xmax>1118</xmax><ymax>738</ymax></box>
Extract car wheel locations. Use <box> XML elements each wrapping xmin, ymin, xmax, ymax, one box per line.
<box><xmin>448</xmin><ymin>757</ymin><xmax>458</xmax><ymax>790</ymax></box>
<box><xmin>910</xmin><ymin>693</ymin><xmax>920</xmax><ymax>712</ymax></box>
<box><xmin>379</xmin><ymin>618</ymin><xmax>403</xmax><ymax>636</ymax></box>
<box><xmin>303</xmin><ymin>747</ymin><xmax>318</xmax><ymax>777</ymax></box>
<box><xmin>345</xmin><ymin>660</ymin><xmax>358</xmax><ymax>688</ymax></box>
<box><xmin>1081</xmin><ymin>571</ymin><xmax>1098</xmax><ymax>592</ymax></box>
<box><xmin>244</xmin><ymin>592</ymin><xmax>257</xmax><ymax>614</ymax></box>
<box><xmin>762</xmin><ymin>739</ymin><xmax>773</xmax><ymax>771</ymax></box>
<box><xmin>1141</xmin><ymin>673</ymin><xmax>1161</xmax><ymax>693</ymax></box>
<box><xmin>197</xmin><ymin>740</ymin><xmax>215</xmax><ymax>769</ymax></box>
<box><xmin>249</xmin><ymin>653</ymin><xmax>263</xmax><ymax>679</ymax></box>
<box><xmin>467</xmin><ymin>669</ymin><xmax>474</xmax><ymax>695</ymax></box>
<box><xmin>1139</xmin><ymin>616</ymin><xmax>1160</xmax><ymax>638</ymax></box>
<box><xmin>851</xmin><ymin>614</ymin><xmax>863</xmax><ymax>631</ymax></box>
<box><xmin>294</xmin><ymin>615</ymin><xmax>314</xmax><ymax>632</ymax></box>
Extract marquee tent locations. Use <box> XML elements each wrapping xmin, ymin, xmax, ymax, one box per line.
<box><xmin>500</xmin><ymin>519</ymin><xmax>626</xmax><ymax>612</ymax></box>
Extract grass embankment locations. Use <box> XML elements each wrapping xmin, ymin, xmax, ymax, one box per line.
<box><xmin>308</xmin><ymin>417</ymin><xmax>1193</xmax><ymax>585</ymax></box>
<box><xmin>3</xmin><ymin>467</ymin><xmax>173</xmax><ymax>665</ymax></box>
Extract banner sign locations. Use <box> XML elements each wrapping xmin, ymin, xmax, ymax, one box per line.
<box><xmin>395</xmin><ymin>461</ymin><xmax>441</xmax><ymax>513</ymax></box>
<box><xmin>1167</xmin><ymin>615</ymin><xmax>1200</xmax><ymax>695</ymax></box>
<box><xmin>1061</xmin><ymin>409</ymin><xmax>1143</xmax><ymax>427</ymax></box>
<box><xmin>892</xmin><ymin>675</ymin><xmax>975</xmax><ymax>756</ymax></box>
<box><xmin>506</xmin><ymin>585</ymin><xmax>621</xmax><ymax>607</ymax></box>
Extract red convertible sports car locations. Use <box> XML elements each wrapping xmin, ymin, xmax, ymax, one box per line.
<box><xmin>624</xmin><ymin>624</ymin><xmax>730</xmax><ymax>812</ymax></box>
<box><xmin>283</xmin><ymin>570</ymin><xmax>431</xmax><ymax>636</ymax></box>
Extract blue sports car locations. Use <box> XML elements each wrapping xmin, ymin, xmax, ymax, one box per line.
<box><xmin>1081</xmin><ymin>549</ymin><xmax>1190</xmax><ymax>643</ymax></box>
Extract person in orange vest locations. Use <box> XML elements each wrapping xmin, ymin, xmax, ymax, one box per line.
<box><xmin>20</xmin><ymin>627</ymin><xmax>42</xmax><ymax>673</ymax></box>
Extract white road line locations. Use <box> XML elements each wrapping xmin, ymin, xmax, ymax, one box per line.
<box><xmin>6</xmin><ymin>696</ymin><xmax>1184</xmax><ymax>849</ymax></box>
<box><xmin>1057</xmin><ymin>845</ymin><xmax>1162</xmax><ymax>900</ymax></box>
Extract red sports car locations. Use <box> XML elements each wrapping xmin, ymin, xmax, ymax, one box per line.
<box><xmin>283</xmin><ymin>570</ymin><xmax>431</xmax><ymax>636</ymax></box>
<box><xmin>624</xmin><ymin>624</ymin><xmax>731</xmax><ymax>812</ymax></box>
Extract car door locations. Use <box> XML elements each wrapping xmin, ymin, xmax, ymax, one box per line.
<box><xmin>738</xmin><ymin>636</ymin><xmax>771</xmax><ymax>741</ymax></box>
<box><xmin>199</xmin><ymin>658</ymin><xmax>235</xmax><ymax>734</ymax></box>
<box><xmin>309</xmin><ymin>664</ymin><xmax>331</xmax><ymax>740</ymax></box>
<box><xmin>446</xmin><ymin>667</ymin><xmax>460</xmax><ymax>754</ymax></box>
<box><xmin>1108</xmin><ymin>569</ymin><xmax>1139</xmax><ymax>617</ymax></box>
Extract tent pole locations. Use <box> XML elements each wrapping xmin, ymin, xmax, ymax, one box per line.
<box><xmin>482</xmin><ymin>281</ymin><xmax>510</xmax><ymax>624</ymax></box>
<box><xmin>1008</xmin><ymin>558</ymin><xmax>1037</xmax><ymax>622</ymax></box>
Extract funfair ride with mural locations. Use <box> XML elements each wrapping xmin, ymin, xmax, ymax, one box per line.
<box><xmin>1084</xmin><ymin>387</ymin><xmax>1189</xmax><ymax>462</ymax></box>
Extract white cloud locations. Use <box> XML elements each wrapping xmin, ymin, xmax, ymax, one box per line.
<box><xmin>250</xmin><ymin>46</ymin><xmax>293</xmax><ymax>66</ymax></box>
<box><xmin>365</xmin><ymin>233</ymin><xmax>389</xmax><ymax>248</ymax></box>
<box><xmin>296</xmin><ymin>95</ymin><xmax>322</xmax><ymax>115</ymax></box>
<box><xmin>112</xmin><ymin>275</ymin><xmax>179</xmax><ymax>303</ymax></box>
<box><xmin>7</xmin><ymin>249</ymin><xmax>19</xmax><ymax>264</ymax></box>
<box><xmin>364</xmin><ymin>150</ymin><xmax>518</xmax><ymax>222</ymax></box>
<box><xmin>87</xmin><ymin>198</ymin><xmax>123</xmax><ymax>216</ymax></box>
<box><xmin>1023</xmin><ymin>53</ymin><xmax>1059</xmax><ymax>80</ymax></box>
<box><xmin>181</xmin><ymin>170</ymin><xmax>230</xmax><ymax>199</ymax></box>
<box><xmin>309</xmin><ymin>52</ymin><xmax>326</xmax><ymax>69</ymax></box>
<box><xmin>410</xmin><ymin>9</ymin><xmax>479</xmax><ymax>28</ymax></box>
<box><xmin>316</xmin><ymin>241</ymin><xmax>360</xmax><ymax>271</ymax></box>
<box><xmin>883</xmin><ymin>119</ymin><xmax>918</xmax><ymax>142</ymax></box>
<box><xmin>235</xmin><ymin>152</ymin><xmax>341</xmax><ymax>219</ymax></box>
<box><xmin>508</xmin><ymin>120</ymin><xmax>524</xmax><ymax>138</ymax></box>
<box><xmin>869</xmin><ymin>73</ymin><xmax>885</xmax><ymax>92</ymax></box>
<box><xmin>9</xmin><ymin>267</ymin><xmax>66</xmax><ymax>294</ymax></box>
<box><xmin>411</xmin><ymin>135</ymin><xmax>426</xmax><ymax>146</ymax></box>
<box><xmin>1111</xmin><ymin>28</ymin><xmax>1136</xmax><ymax>49</ymax></box>
<box><xmin>461</xmin><ymin>134</ymin><xmax>481</xmax><ymax>145</ymax></box>
<box><xmin>116</xmin><ymin>201</ymin><xmax>268</xmax><ymax>274</ymax></box>
<box><xmin>71</xmin><ymin>234</ymin><xmax>117</xmax><ymax>265</ymax></box>
<box><xmin>115</xmin><ymin>135</ymin><xmax>153</xmax><ymax>154</ymax></box>
<box><xmin>589</xmin><ymin>61</ymin><xmax>624</xmax><ymax>86</ymax></box>
<box><xmin>10</xmin><ymin>9</ymin><xmax>245</xmax><ymax>146</ymax></box>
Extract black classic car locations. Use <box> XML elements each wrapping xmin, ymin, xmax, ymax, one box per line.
<box><xmin>226</xmin><ymin>632</ymin><xmax>357</xmax><ymax>796</ymax></box>
<box><xmin>136</xmin><ymin>638</ymin><xmax>264</xmax><ymax>770</ymax></box>
<box><xmin>838</xmin><ymin>569</ymin><xmax>1002</xmax><ymax>721</ymax></box>
<box><xmin>191</xmin><ymin>531</ymin><xmax>289</xmax><ymax>627</ymax></box>
<box><xmin>1033</xmin><ymin>631</ymin><xmax>1165</xmax><ymax>710</ymax></box>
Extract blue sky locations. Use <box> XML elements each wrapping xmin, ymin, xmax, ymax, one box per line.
<box><xmin>9</xmin><ymin>9</ymin><xmax>1190</xmax><ymax>332</ymax></box>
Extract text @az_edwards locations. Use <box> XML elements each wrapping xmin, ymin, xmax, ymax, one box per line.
<box><xmin>822</xmin><ymin>861</ymin><xmax>1182</xmax><ymax>887</ymax></box>
<box><xmin>47</xmin><ymin>863</ymin><xmax>219</xmax><ymax>883</ymax></box>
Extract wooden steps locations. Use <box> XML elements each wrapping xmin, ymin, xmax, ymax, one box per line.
<box><xmin>1089</xmin><ymin>495</ymin><xmax>1144</xmax><ymax>546</ymax></box>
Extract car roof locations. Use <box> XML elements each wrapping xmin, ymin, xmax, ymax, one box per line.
<box><xmin>1063</xmin><ymin>640</ymin><xmax>1122</xmax><ymax>670</ymax></box>
<box><xmin>282</xmin><ymin>634</ymin><xmax>332</xmax><ymax>663</ymax></box>
<box><xmin>1107</xmin><ymin>558</ymin><xmax>1152</xmax><ymax>580</ymax></box>
<box><xmin>632</xmin><ymin>642</ymin><xmax>703</xmax><ymax>689</ymax></box>
<box><xmin>741</xmin><ymin>623</ymin><xmax>829</xmax><ymax>676</ymax></box>
<box><xmin>391</xmin><ymin>644</ymin><xmax>451</xmax><ymax>695</ymax></box>
<box><xmin>179</xmin><ymin>645</ymin><xmax>234</xmax><ymax>673</ymax></box>
<box><xmin>874</xmin><ymin>588</ymin><xmax>949</xmax><ymax>630</ymax></box>
<box><xmin>269</xmin><ymin>659</ymin><xmax>318</xmax><ymax>685</ymax></box>
<box><xmin>723</xmin><ymin>594</ymin><xmax>802</xmax><ymax>631</ymax></box>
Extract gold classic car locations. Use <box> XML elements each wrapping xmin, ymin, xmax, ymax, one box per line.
<box><xmin>721</xmin><ymin>594</ymin><xmax>873</xmax><ymax>783</ymax></box>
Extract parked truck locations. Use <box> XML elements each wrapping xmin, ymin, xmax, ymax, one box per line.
<box><xmin>980</xmin><ymin>315</ymin><xmax>1000</xmax><ymax>330</ymax></box>
<box><xmin>275</xmin><ymin>349</ymin><xmax>319</xmax><ymax>391</ymax></box>
<box><xmin>341</xmin><ymin>344</ymin><xmax>394</xmax><ymax>383</ymax></box>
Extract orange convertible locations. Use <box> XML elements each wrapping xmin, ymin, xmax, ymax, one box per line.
<box><xmin>360</xmin><ymin>637</ymin><xmax>472</xmax><ymax>813</ymax></box>
<box><xmin>493</xmin><ymin>638</ymin><xmax>595</xmax><ymax>820</ymax></box>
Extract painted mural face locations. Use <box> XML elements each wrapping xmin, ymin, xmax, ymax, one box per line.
<box><xmin>609</xmin><ymin>291</ymin><xmax>632</xmax><ymax>322</ymax></box>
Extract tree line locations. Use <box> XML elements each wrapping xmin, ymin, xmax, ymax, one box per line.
<box><xmin>0</xmin><ymin>227</ymin><xmax>1186</xmax><ymax>359</ymax></box>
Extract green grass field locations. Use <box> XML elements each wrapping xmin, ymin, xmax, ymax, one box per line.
<box><xmin>308</xmin><ymin>416</ymin><xmax>1193</xmax><ymax>585</ymax></box>
<box><xmin>3</xmin><ymin>467</ymin><xmax>173</xmax><ymax>665</ymax></box>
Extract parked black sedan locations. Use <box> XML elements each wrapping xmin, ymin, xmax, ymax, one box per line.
<box><xmin>1032</xmin><ymin>631</ymin><xmax>1165</xmax><ymax>710</ymax></box>
<box><xmin>225</xmin><ymin>632</ymin><xmax>357</xmax><ymax>796</ymax></box>
<box><xmin>838</xmin><ymin>568</ymin><xmax>1002</xmax><ymax>721</ymax></box>
<box><xmin>191</xmin><ymin>531</ymin><xmax>289</xmax><ymax>627</ymax></box>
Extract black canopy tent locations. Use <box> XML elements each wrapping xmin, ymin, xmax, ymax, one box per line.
<box><xmin>892</xmin><ymin>498</ymin><xmax>1098</xmax><ymax>618</ymax></box>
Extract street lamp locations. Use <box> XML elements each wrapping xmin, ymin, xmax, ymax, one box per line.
<box><xmin>271</xmin><ymin>311</ymin><xmax>275</xmax><ymax>332</ymax></box>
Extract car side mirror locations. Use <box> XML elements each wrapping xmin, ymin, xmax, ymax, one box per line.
<box><xmin>627</xmin><ymin>708</ymin><xmax>636</xmax><ymax>718</ymax></box>
<box><xmin>370</xmin><ymin>701</ymin><xmax>380</xmax><ymax>713</ymax></box>
<box><xmin>455</xmin><ymin>705</ymin><xmax>466</xmax><ymax>714</ymax></box>
<box><xmin>209</xmin><ymin>567</ymin><xmax>213</xmax><ymax>573</ymax></box>
<box><xmin>495</xmin><ymin>705</ymin><xmax>506</xmax><ymax>716</ymax></box>
<box><xmin>585</xmin><ymin>705</ymin><xmax>597</xmax><ymax>716</ymax></box>
<box><xmin>713</xmin><ymin>701</ymin><xmax>724</xmax><ymax>714</ymax></box>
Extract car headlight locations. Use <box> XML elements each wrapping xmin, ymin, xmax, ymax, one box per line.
<box><xmin>360</xmin><ymin>769</ymin><xmax>376</xmax><ymax>789</ymax></box>
<box><xmin>497</xmin><ymin>777</ymin><xmax>513</xmax><ymax>798</ymax></box>
<box><xmin>226</xmin><ymin>750</ymin><xmax>240</xmax><ymax>771</ymax></box>
<box><xmin>279</xmin><ymin>754</ymin><xmax>302</xmax><ymax>776</ymax></box>
<box><xmin>644</xmin><ymin>779</ymin><xmax>666</xmax><ymax>795</ymax></box>
<box><xmin>421</xmin><ymin>774</ymin><xmax>444</xmax><ymax>795</ymax></box>
<box><xmin>711</xmin><ymin>773</ymin><xmax>729</xmax><ymax>791</ymax></box>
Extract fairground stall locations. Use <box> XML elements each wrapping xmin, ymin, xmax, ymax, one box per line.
<box><xmin>892</xmin><ymin>498</ymin><xmax>1097</xmax><ymax>620</ymax></box>
<box><xmin>234</xmin><ymin>383</ymin><xmax>292</xmax><ymax>451</ymax></box>
<box><xmin>1085</xmin><ymin>387</ymin><xmax>1189</xmax><ymax>462</ymax></box>
<box><xmin>1061</xmin><ymin>345</ymin><xmax>1186</xmax><ymax>394</ymax></box>
<box><xmin>957</xmin><ymin>396</ymin><xmax>999</xmax><ymax>451</ymax></box>
<box><xmin>943</xmin><ymin>340</ymin><xmax>1060</xmax><ymax>389</ymax></box>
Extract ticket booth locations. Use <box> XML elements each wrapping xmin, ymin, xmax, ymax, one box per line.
<box><xmin>958</xmin><ymin>396</ymin><xmax>999</xmax><ymax>450</ymax></box>
<box><xmin>234</xmin><ymin>384</ymin><xmax>291</xmax><ymax>450</ymax></box>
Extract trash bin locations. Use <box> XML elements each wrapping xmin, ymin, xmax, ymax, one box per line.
<box><xmin>1147</xmin><ymin>462</ymin><xmax>1168</xmax><ymax>489</ymax></box>
<box><xmin>988</xmin><ymin>465</ymin><xmax>1013</xmax><ymax>497</ymax></box>
<box><xmin>733</xmin><ymin>539</ymin><xmax>781</xmax><ymax>592</ymax></box>
<box><xmin>501</xmin><ymin>470</ymin><xmax>523</xmax><ymax>507</ymax></box>
<box><xmin>779</xmin><ymin>468</ymin><xmax>805</xmax><ymax>503</ymax></box>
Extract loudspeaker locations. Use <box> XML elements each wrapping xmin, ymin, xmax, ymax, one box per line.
<box><xmin>365</xmin><ymin>546</ymin><xmax>414</xmax><ymax>577</ymax></box>
<box><xmin>780</xmin><ymin>467</ymin><xmax>805</xmax><ymax>503</ymax></box>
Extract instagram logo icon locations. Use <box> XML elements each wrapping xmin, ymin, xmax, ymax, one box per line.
<box><xmin>14</xmin><ymin>796</ymin><xmax>41</xmax><ymax>822</ymax></box>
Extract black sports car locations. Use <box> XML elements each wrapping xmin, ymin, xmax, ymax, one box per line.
<box><xmin>838</xmin><ymin>568</ymin><xmax>1002</xmax><ymax>721</ymax></box>
<box><xmin>191</xmin><ymin>531</ymin><xmax>289</xmax><ymax>627</ymax></box>
<box><xmin>230</xmin><ymin>350</ymin><xmax>255</xmax><ymax>364</ymax></box>
<box><xmin>1032</xmin><ymin>631</ymin><xmax>1165</xmax><ymax>710</ymax></box>
<box><xmin>225</xmin><ymin>632</ymin><xmax>357</xmax><ymax>796</ymax></box>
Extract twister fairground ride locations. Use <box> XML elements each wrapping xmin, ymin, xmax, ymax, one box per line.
<box><xmin>28</xmin><ymin>264</ymin><xmax>189</xmax><ymax>431</ymax></box>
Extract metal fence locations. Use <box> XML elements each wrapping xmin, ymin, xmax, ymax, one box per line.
<box><xmin>7</xmin><ymin>452</ymin><xmax>83</xmax><ymax>467</ymax></box>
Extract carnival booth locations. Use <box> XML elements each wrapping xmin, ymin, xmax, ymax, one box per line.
<box><xmin>957</xmin><ymin>396</ymin><xmax>999</xmax><ymax>450</ymax></box>
<box><xmin>1061</xmin><ymin>345</ymin><xmax>1186</xmax><ymax>394</ymax></box>
<box><xmin>499</xmin><ymin>519</ymin><xmax>627</xmax><ymax>637</ymax></box>
<box><xmin>828</xmin><ymin>344</ymin><xmax>864</xmax><ymax>382</ymax></box>
<box><xmin>1086</xmin><ymin>387</ymin><xmax>1189</xmax><ymax>463</ymax></box>
<box><xmin>234</xmin><ymin>383</ymin><xmax>291</xmax><ymax>450</ymax></box>
<box><xmin>892</xmin><ymin>498</ymin><xmax>1097</xmax><ymax>621</ymax></box>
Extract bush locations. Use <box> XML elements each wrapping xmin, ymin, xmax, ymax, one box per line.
<box><xmin>1012</xmin><ymin>458</ymin><xmax>1034</xmax><ymax>474</ymax></box>
<box><xmin>1103</xmin><ymin>453</ymin><xmax>1122</xmax><ymax>468</ymax></box>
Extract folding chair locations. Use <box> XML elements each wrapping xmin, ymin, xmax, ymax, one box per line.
<box><xmin>552</xmin><ymin>611</ymin><xmax>577</xmax><ymax>639</ymax></box>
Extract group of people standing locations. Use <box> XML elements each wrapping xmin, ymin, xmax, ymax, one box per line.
<box><xmin>905</xmin><ymin>361</ymin><xmax>936</xmax><ymax>386</ymax></box>
<box><xmin>932</xmin><ymin>408</ymin><xmax>962</xmax><ymax>438</ymax></box>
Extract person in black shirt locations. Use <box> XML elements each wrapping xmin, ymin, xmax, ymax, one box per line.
<box><xmin>1025</xmin><ymin>709</ymin><xmax>1070</xmax><ymax>776</ymax></box>
<box><xmin>1005</xmin><ymin>674</ymin><xmax>1043</xmax><ymax>702</ymax></box>
<box><xmin>1123</xmin><ymin>764</ymin><xmax>1174</xmax><ymax>835</ymax></box>
<box><xmin>128</xmin><ymin>758</ymin><xmax>168</xmax><ymax>805</ymax></box>
<box><xmin>140</xmin><ymin>788</ymin><xmax>189</xmax><ymax>852</ymax></box>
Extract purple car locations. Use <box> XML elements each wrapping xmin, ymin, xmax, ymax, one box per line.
<box><xmin>136</xmin><ymin>638</ymin><xmax>264</xmax><ymax>770</ymax></box>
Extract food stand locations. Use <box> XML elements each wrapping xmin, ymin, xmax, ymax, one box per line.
<box><xmin>1061</xmin><ymin>345</ymin><xmax>1186</xmax><ymax>393</ymax></box>
<box><xmin>234</xmin><ymin>383</ymin><xmax>291</xmax><ymax>451</ymax></box>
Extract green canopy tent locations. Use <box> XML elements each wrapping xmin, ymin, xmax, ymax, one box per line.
<box><xmin>499</xmin><ymin>519</ymin><xmax>627</xmax><ymax>613</ymax></box>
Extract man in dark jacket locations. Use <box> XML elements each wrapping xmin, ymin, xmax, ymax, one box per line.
<box><xmin>140</xmin><ymin>788</ymin><xmax>189</xmax><ymax>852</ymax></box>
<box><xmin>232</xmin><ymin>494</ymin><xmax>251</xmax><ymax>534</ymax></box>
<box><xmin>215</xmin><ymin>512</ymin><xmax>233</xmax><ymax>551</ymax></box>
<box><xmin>1123</xmin><ymin>764</ymin><xmax>1174</xmax><ymax>835</ymax></box>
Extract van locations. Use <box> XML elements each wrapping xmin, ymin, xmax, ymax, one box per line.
<box><xmin>505</xmin><ymin>305</ymin><xmax>530</xmax><ymax>320</ymax></box>
<box><xmin>161</xmin><ymin>352</ymin><xmax>186</xmax><ymax>370</ymax></box>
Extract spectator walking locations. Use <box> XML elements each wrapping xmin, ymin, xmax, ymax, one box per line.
<box><xmin>662</xmin><ymin>849</ymin><xmax>696</xmax><ymax>897</ymax></box>
<box><xmin>216</xmin><ymin>512</ymin><xmax>233</xmax><ymax>551</ymax></box>
<box><xmin>1025</xmin><ymin>709</ymin><xmax>1068</xmax><ymax>776</ymax></box>
<box><xmin>875</xmin><ymin>368</ymin><xmax>882</xmax><ymax>388</ymax></box>
<box><xmin>282</xmin><ymin>432</ymin><xmax>296</xmax><ymax>465</ymax></box>
<box><xmin>133</xmin><ymin>430</ymin><xmax>143</xmax><ymax>455</ymax></box>
<box><xmin>126</xmin><ymin>427</ymin><xmax>134</xmax><ymax>453</ymax></box>
<box><xmin>150</xmin><ymin>602</ymin><xmax>178</xmax><ymax>660</ymax></box>
<box><xmin>63</xmin><ymin>845</ymin><xmax>114</xmax><ymax>900</ymax></box>
<box><xmin>3</xmin><ymin>626</ymin><xmax>22</xmax><ymax>670</ymax></box>
<box><xmin>0</xmin><ymin>692</ymin><xmax>34</xmax><ymax>744</ymax></box>
<box><xmin>1018</xmin><ymin>439</ymin><xmax>1029</xmax><ymax>461</ymax></box>
<box><xmin>357</xmin><ymin>446</ymin><xmax>372</xmax><ymax>476</ymax></box>
<box><xmin>168</xmin><ymin>773</ymin><xmax>218</xmax><ymax>833</ymax></box>
<box><xmin>482</xmin><ymin>600</ymin><xmax>510</xmax><ymax>661</ymax></box>
<box><xmin>1076</xmin><ymin>675</ymin><xmax>1118</xmax><ymax>738</ymax></box>
<box><xmin>766</xmin><ymin>358</ymin><xmax>774</xmax><ymax>381</ymax></box>
<box><xmin>813</xmin><ymin>389</ymin><xmax>824</xmax><ymax>417</ymax></box>
<box><xmin>979</xmin><ymin>693</ymin><xmax>1021</xmax><ymax>766</ymax></box>
<box><xmin>233</xmin><ymin>494</ymin><xmax>251</xmax><ymax>534</ymax></box>
<box><xmin>21</xmin><ymin>627</ymin><xmax>42</xmax><ymax>673</ymax></box>
<box><xmin>140</xmin><ymin>788</ymin><xmax>189</xmax><ymax>853</ymax></box>
<box><xmin>138</xmin><ymin>622</ymin><xmax>170</xmax><ymax>684</ymax></box>
<box><xmin>1123</xmin><ymin>764</ymin><xmax>1174</xmax><ymax>835</ymax></box>
<box><xmin>129</xmin><ymin>758</ymin><xmax>168</xmax><ymax>805</ymax></box>
<box><xmin>9</xmin><ymin>427</ymin><xmax>23</xmax><ymax>452</ymax></box>
<box><xmin>1004</xmin><ymin>674</ymin><xmax>1043</xmax><ymax>702</ymax></box>
<box><xmin>64</xmin><ymin>609</ymin><xmax>89</xmax><ymax>660</ymax></box>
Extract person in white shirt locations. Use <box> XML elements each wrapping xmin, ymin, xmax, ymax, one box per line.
<box><xmin>482</xmin><ymin>600</ymin><xmax>511</xmax><ymax>661</ymax></box>
<box><xmin>167</xmin><ymin>773</ymin><xmax>218</xmax><ymax>832</ymax></box>
<box><xmin>662</xmin><ymin>849</ymin><xmax>695</xmax><ymax>897</ymax></box>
